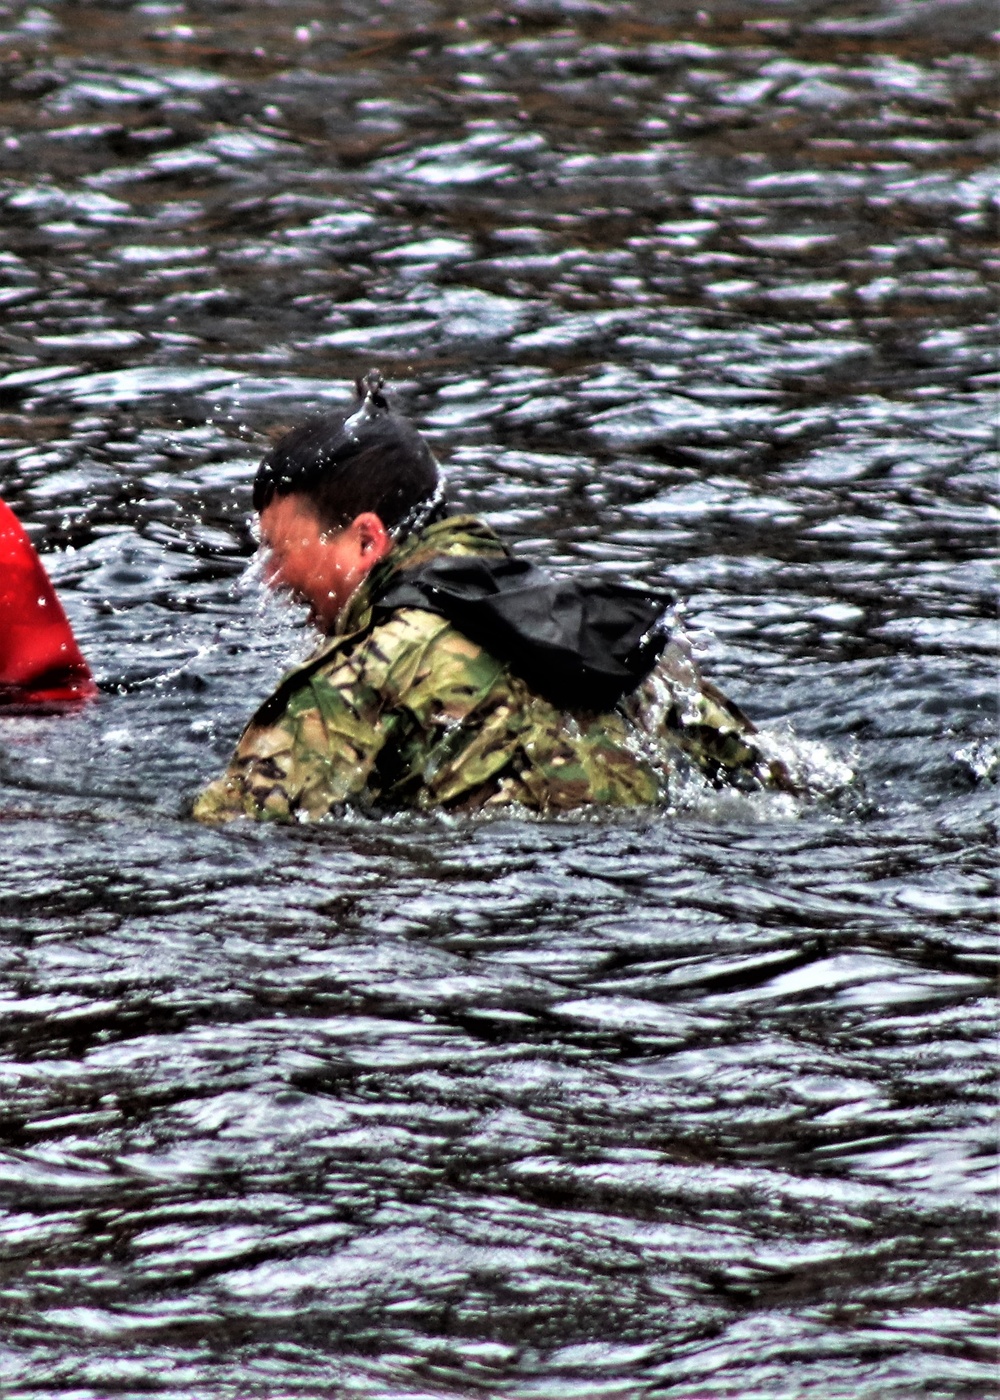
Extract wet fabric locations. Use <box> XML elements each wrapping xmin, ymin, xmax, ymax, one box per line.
<box><xmin>374</xmin><ymin>555</ymin><xmax>671</xmax><ymax>712</ymax></box>
<box><xmin>193</xmin><ymin>516</ymin><xmax>785</xmax><ymax>822</ymax></box>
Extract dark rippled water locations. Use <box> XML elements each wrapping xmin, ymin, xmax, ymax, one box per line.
<box><xmin>0</xmin><ymin>0</ymin><xmax>997</xmax><ymax>1395</ymax></box>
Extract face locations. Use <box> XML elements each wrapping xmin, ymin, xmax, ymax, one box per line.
<box><xmin>258</xmin><ymin>494</ymin><xmax>391</xmax><ymax>632</ymax></box>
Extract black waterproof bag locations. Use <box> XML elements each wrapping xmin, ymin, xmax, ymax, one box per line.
<box><xmin>374</xmin><ymin>554</ymin><xmax>672</xmax><ymax>712</ymax></box>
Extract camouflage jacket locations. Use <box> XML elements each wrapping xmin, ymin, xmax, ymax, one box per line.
<box><xmin>193</xmin><ymin>516</ymin><xmax>786</xmax><ymax>822</ymax></box>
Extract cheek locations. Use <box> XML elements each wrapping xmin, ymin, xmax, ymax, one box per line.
<box><xmin>323</xmin><ymin>550</ymin><xmax>352</xmax><ymax>588</ymax></box>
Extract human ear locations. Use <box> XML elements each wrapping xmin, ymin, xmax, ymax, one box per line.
<box><xmin>352</xmin><ymin>512</ymin><xmax>392</xmax><ymax>559</ymax></box>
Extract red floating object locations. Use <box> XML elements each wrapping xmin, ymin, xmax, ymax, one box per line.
<box><xmin>0</xmin><ymin>497</ymin><xmax>97</xmax><ymax>708</ymax></box>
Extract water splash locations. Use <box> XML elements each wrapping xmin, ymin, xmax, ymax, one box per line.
<box><xmin>754</xmin><ymin>722</ymin><xmax>857</xmax><ymax>801</ymax></box>
<box><xmin>954</xmin><ymin>738</ymin><xmax>1000</xmax><ymax>783</ymax></box>
<box><xmin>228</xmin><ymin>546</ymin><xmax>317</xmax><ymax>679</ymax></box>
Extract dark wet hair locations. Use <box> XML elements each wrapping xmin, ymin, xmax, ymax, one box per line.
<box><xmin>252</xmin><ymin>371</ymin><xmax>444</xmax><ymax>537</ymax></box>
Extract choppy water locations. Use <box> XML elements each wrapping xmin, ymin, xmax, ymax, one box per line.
<box><xmin>0</xmin><ymin>0</ymin><xmax>997</xmax><ymax>1396</ymax></box>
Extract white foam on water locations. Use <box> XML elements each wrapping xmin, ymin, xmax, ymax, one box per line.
<box><xmin>622</xmin><ymin>623</ymin><xmax>856</xmax><ymax>822</ymax></box>
<box><xmin>754</xmin><ymin>721</ymin><xmax>857</xmax><ymax>800</ymax></box>
<box><xmin>954</xmin><ymin>738</ymin><xmax>999</xmax><ymax>783</ymax></box>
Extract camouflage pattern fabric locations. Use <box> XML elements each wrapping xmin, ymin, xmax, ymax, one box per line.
<box><xmin>192</xmin><ymin>516</ymin><xmax>791</xmax><ymax>823</ymax></box>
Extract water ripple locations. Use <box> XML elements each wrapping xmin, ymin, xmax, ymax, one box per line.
<box><xmin>0</xmin><ymin>0</ymin><xmax>996</xmax><ymax>1394</ymax></box>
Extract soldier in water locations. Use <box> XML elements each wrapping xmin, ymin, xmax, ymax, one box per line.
<box><xmin>193</xmin><ymin>372</ymin><xmax>791</xmax><ymax>822</ymax></box>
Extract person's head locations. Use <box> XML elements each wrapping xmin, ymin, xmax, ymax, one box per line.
<box><xmin>252</xmin><ymin>371</ymin><xmax>443</xmax><ymax>630</ymax></box>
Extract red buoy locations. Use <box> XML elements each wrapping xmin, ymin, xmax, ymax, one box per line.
<box><xmin>0</xmin><ymin>498</ymin><xmax>97</xmax><ymax>708</ymax></box>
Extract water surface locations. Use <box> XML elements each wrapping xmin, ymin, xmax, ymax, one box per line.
<box><xmin>0</xmin><ymin>0</ymin><xmax>996</xmax><ymax>1395</ymax></box>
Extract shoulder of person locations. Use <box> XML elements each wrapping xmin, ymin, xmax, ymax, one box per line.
<box><xmin>399</xmin><ymin>514</ymin><xmax>508</xmax><ymax>569</ymax></box>
<box><xmin>357</xmin><ymin>605</ymin><xmax>505</xmax><ymax>706</ymax></box>
<box><xmin>244</xmin><ymin>605</ymin><xmax>466</xmax><ymax>729</ymax></box>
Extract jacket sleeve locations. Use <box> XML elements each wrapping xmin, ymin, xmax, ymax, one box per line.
<box><xmin>191</xmin><ymin>643</ymin><xmax>399</xmax><ymax>822</ymax></box>
<box><xmin>629</xmin><ymin>638</ymin><xmax>796</xmax><ymax>793</ymax></box>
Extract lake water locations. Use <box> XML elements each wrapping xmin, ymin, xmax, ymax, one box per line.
<box><xmin>0</xmin><ymin>0</ymin><xmax>996</xmax><ymax>1395</ymax></box>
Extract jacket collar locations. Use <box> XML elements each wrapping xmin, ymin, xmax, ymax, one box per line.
<box><xmin>333</xmin><ymin>514</ymin><xmax>507</xmax><ymax>639</ymax></box>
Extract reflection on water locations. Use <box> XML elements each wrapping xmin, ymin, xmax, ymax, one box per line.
<box><xmin>0</xmin><ymin>0</ymin><xmax>996</xmax><ymax>1395</ymax></box>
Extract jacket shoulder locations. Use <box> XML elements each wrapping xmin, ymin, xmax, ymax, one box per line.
<box><xmin>351</xmin><ymin>607</ymin><xmax>505</xmax><ymax>719</ymax></box>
